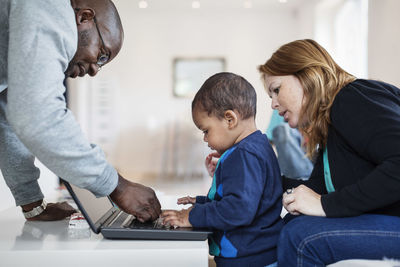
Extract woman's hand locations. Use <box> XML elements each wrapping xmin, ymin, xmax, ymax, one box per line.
<box><xmin>205</xmin><ymin>152</ymin><xmax>220</xmax><ymax>177</ymax></box>
<box><xmin>283</xmin><ymin>185</ymin><xmax>326</xmax><ymax>217</ymax></box>
<box><xmin>177</xmin><ymin>196</ymin><xmax>196</xmax><ymax>205</ymax></box>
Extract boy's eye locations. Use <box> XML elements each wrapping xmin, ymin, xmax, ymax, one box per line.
<box><xmin>273</xmin><ymin>86</ymin><xmax>280</xmax><ymax>94</ymax></box>
<box><xmin>203</xmin><ymin>130</ymin><xmax>208</xmax><ymax>135</ymax></box>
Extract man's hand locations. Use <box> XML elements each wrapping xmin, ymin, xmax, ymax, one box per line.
<box><xmin>109</xmin><ymin>174</ymin><xmax>161</xmax><ymax>222</ymax></box>
<box><xmin>205</xmin><ymin>152</ymin><xmax>220</xmax><ymax>177</ymax></box>
<box><xmin>283</xmin><ymin>185</ymin><xmax>326</xmax><ymax>217</ymax></box>
<box><xmin>161</xmin><ymin>207</ymin><xmax>193</xmax><ymax>228</ymax></box>
<box><xmin>22</xmin><ymin>201</ymin><xmax>76</xmax><ymax>221</ymax></box>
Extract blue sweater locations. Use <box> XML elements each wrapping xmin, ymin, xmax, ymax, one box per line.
<box><xmin>189</xmin><ymin>130</ymin><xmax>283</xmax><ymax>266</ymax></box>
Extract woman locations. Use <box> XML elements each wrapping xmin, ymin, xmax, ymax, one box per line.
<box><xmin>258</xmin><ymin>39</ymin><xmax>400</xmax><ymax>266</ymax></box>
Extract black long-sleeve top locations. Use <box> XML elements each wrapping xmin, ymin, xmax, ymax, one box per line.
<box><xmin>283</xmin><ymin>79</ymin><xmax>400</xmax><ymax>217</ymax></box>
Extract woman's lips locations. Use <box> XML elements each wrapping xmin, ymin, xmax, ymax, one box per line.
<box><xmin>280</xmin><ymin>111</ymin><xmax>289</xmax><ymax>122</ymax></box>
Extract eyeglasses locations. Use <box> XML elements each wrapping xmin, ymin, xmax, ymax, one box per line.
<box><xmin>93</xmin><ymin>16</ymin><xmax>110</xmax><ymax>68</ymax></box>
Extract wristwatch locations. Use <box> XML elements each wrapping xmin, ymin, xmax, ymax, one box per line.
<box><xmin>22</xmin><ymin>200</ymin><xmax>47</xmax><ymax>219</ymax></box>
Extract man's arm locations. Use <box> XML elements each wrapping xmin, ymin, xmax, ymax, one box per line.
<box><xmin>6</xmin><ymin>0</ymin><xmax>161</xmax><ymax>221</ymax></box>
<box><xmin>0</xmin><ymin>90</ymin><xmax>43</xmax><ymax>206</ymax></box>
<box><xmin>1</xmin><ymin>90</ymin><xmax>76</xmax><ymax>220</ymax></box>
<box><xmin>7</xmin><ymin>0</ymin><xmax>117</xmax><ymax>196</ymax></box>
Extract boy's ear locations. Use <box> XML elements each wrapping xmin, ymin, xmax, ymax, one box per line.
<box><xmin>224</xmin><ymin>110</ymin><xmax>238</xmax><ymax>129</ymax></box>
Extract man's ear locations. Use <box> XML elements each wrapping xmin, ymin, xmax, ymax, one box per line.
<box><xmin>224</xmin><ymin>110</ymin><xmax>238</xmax><ymax>129</ymax></box>
<box><xmin>75</xmin><ymin>8</ymin><xmax>95</xmax><ymax>26</ymax></box>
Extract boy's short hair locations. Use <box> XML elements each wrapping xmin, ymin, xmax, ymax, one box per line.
<box><xmin>192</xmin><ymin>72</ymin><xmax>257</xmax><ymax>119</ymax></box>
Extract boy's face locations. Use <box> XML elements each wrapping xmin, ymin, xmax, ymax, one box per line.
<box><xmin>192</xmin><ymin>109</ymin><xmax>236</xmax><ymax>155</ymax></box>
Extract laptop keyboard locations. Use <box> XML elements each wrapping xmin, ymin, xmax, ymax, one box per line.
<box><xmin>122</xmin><ymin>214</ymin><xmax>171</xmax><ymax>229</ymax></box>
<box><xmin>128</xmin><ymin>217</ymin><xmax>164</xmax><ymax>229</ymax></box>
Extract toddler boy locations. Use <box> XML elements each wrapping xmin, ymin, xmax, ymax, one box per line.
<box><xmin>162</xmin><ymin>72</ymin><xmax>282</xmax><ymax>267</ymax></box>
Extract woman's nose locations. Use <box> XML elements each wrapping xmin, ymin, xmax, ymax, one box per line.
<box><xmin>271</xmin><ymin>97</ymin><xmax>279</xmax><ymax>110</ymax></box>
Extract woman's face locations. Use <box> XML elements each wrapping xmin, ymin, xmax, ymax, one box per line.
<box><xmin>264</xmin><ymin>75</ymin><xmax>305</xmax><ymax>128</ymax></box>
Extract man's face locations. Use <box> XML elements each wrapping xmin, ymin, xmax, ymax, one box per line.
<box><xmin>65</xmin><ymin>9</ymin><xmax>123</xmax><ymax>78</ymax></box>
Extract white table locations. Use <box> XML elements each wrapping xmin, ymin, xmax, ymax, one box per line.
<box><xmin>0</xmin><ymin>206</ymin><xmax>209</xmax><ymax>267</ymax></box>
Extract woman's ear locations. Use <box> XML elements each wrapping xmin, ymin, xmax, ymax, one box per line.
<box><xmin>224</xmin><ymin>110</ymin><xmax>238</xmax><ymax>129</ymax></box>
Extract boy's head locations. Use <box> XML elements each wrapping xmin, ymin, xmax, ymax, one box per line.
<box><xmin>192</xmin><ymin>72</ymin><xmax>257</xmax><ymax>120</ymax></box>
<box><xmin>192</xmin><ymin>72</ymin><xmax>257</xmax><ymax>154</ymax></box>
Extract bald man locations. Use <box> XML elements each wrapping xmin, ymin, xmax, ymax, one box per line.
<box><xmin>0</xmin><ymin>0</ymin><xmax>161</xmax><ymax>222</ymax></box>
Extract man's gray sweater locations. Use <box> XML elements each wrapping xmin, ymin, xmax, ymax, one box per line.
<box><xmin>0</xmin><ymin>0</ymin><xmax>118</xmax><ymax>205</ymax></box>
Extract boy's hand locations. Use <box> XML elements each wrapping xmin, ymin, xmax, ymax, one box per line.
<box><xmin>205</xmin><ymin>152</ymin><xmax>220</xmax><ymax>177</ymax></box>
<box><xmin>161</xmin><ymin>207</ymin><xmax>193</xmax><ymax>228</ymax></box>
<box><xmin>177</xmin><ymin>196</ymin><xmax>196</xmax><ymax>205</ymax></box>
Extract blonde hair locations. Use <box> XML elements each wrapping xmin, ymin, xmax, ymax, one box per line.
<box><xmin>258</xmin><ymin>39</ymin><xmax>356</xmax><ymax>157</ymax></box>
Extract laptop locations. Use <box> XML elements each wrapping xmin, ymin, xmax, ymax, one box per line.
<box><xmin>63</xmin><ymin>180</ymin><xmax>212</xmax><ymax>240</ymax></box>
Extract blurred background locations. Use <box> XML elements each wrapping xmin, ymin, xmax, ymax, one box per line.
<box><xmin>1</xmin><ymin>0</ymin><xmax>400</xmax><ymax>210</ymax></box>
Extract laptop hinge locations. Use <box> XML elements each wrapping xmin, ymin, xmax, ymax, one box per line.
<box><xmin>98</xmin><ymin>207</ymin><xmax>120</xmax><ymax>227</ymax></box>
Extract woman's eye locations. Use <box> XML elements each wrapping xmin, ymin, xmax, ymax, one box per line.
<box><xmin>273</xmin><ymin>87</ymin><xmax>280</xmax><ymax>94</ymax></box>
<box><xmin>203</xmin><ymin>130</ymin><xmax>208</xmax><ymax>135</ymax></box>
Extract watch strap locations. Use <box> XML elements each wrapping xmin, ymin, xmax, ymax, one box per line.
<box><xmin>22</xmin><ymin>200</ymin><xmax>47</xmax><ymax>219</ymax></box>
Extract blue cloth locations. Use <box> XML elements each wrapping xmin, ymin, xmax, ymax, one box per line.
<box><xmin>272</xmin><ymin>123</ymin><xmax>313</xmax><ymax>179</ymax></box>
<box><xmin>278</xmin><ymin>214</ymin><xmax>400</xmax><ymax>266</ymax></box>
<box><xmin>190</xmin><ymin>130</ymin><xmax>283</xmax><ymax>266</ymax></box>
<box><xmin>265</xmin><ymin>110</ymin><xmax>284</xmax><ymax>141</ymax></box>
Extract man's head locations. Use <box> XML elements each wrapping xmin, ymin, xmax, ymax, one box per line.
<box><xmin>191</xmin><ymin>72</ymin><xmax>257</xmax><ymax>154</ymax></box>
<box><xmin>65</xmin><ymin>0</ymin><xmax>124</xmax><ymax>78</ymax></box>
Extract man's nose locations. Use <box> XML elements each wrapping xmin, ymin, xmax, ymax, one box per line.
<box><xmin>88</xmin><ymin>63</ymin><xmax>100</xmax><ymax>76</ymax></box>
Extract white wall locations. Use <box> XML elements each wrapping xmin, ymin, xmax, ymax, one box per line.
<box><xmin>314</xmin><ymin>0</ymin><xmax>368</xmax><ymax>78</ymax></box>
<box><xmin>4</xmin><ymin>0</ymin><xmax>400</xmax><ymax>209</ymax></box>
<box><xmin>68</xmin><ymin>1</ymin><xmax>313</xmax><ymax>180</ymax></box>
<box><xmin>5</xmin><ymin>0</ymin><xmax>400</xmax><ymax>208</ymax></box>
<box><xmin>368</xmin><ymin>0</ymin><xmax>400</xmax><ymax>87</ymax></box>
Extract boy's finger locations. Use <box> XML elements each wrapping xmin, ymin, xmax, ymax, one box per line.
<box><xmin>163</xmin><ymin>216</ymin><xmax>178</xmax><ymax>225</ymax></box>
<box><xmin>210</xmin><ymin>152</ymin><xmax>221</xmax><ymax>158</ymax></box>
<box><xmin>161</xmin><ymin>210</ymin><xmax>176</xmax><ymax>217</ymax></box>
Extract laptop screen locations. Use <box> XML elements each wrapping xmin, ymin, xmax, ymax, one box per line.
<box><xmin>67</xmin><ymin>182</ymin><xmax>114</xmax><ymax>226</ymax></box>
